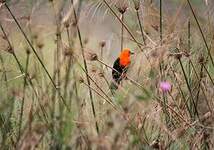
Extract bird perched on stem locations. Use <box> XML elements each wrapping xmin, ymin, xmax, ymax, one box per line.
<box><xmin>111</xmin><ymin>48</ymin><xmax>133</xmax><ymax>90</ymax></box>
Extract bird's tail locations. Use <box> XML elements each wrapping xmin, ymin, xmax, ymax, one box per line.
<box><xmin>109</xmin><ymin>81</ymin><xmax>120</xmax><ymax>95</ymax></box>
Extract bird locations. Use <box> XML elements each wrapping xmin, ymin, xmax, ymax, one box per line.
<box><xmin>111</xmin><ymin>48</ymin><xmax>133</xmax><ymax>89</ymax></box>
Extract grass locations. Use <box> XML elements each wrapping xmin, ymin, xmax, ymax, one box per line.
<box><xmin>0</xmin><ymin>0</ymin><xmax>214</xmax><ymax>149</ymax></box>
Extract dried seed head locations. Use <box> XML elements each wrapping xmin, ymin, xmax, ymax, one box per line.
<box><xmin>20</xmin><ymin>15</ymin><xmax>31</xmax><ymax>21</ymax></box>
<box><xmin>7</xmin><ymin>46</ymin><xmax>14</xmax><ymax>54</ymax></box>
<box><xmin>84</xmin><ymin>38</ymin><xmax>89</xmax><ymax>45</ymax></box>
<box><xmin>198</xmin><ymin>54</ymin><xmax>205</xmax><ymax>64</ymax></box>
<box><xmin>56</xmin><ymin>31</ymin><xmax>60</xmax><ymax>37</ymax></box>
<box><xmin>150</xmin><ymin>139</ymin><xmax>161</xmax><ymax>149</ymax></box>
<box><xmin>72</xmin><ymin>20</ymin><xmax>77</xmax><ymax>27</ymax></box>
<box><xmin>107</xmin><ymin>121</ymin><xmax>114</xmax><ymax>128</ymax></box>
<box><xmin>100</xmin><ymin>40</ymin><xmax>106</xmax><ymax>48</ymax></box>
<box><xmin>32</xmin><ymin>34</ymin><xmax>38</xmax><ymax>40</ymax></box>
<box><xmin>79</xmin><ymin>77</ymin><xmax>84</xmax><ymax>83</ymax></box>
<box><xmin>64</xmin><ymin>48</ymin><xmax>73</xmax><ymax>57</ymax></box>
<box><xmin>25</xmin><ymin>47</ymin><xmax>31</xmax><ymax>55</ymax></box>
<box><xmin>150</xmin><ymin>50</ymin><xmax>159</xmax><ymax>58</ymax></box>
<box><xmin>115</xmin><ymin>1</ymin><xmax>129</xmax><ymax>14</ymax></box>
<box><xmin>183</xmin><ymin>51</ymin><xmax>190</xmax><ymax>57</ymax></box>
<box><xmin>29</xmin><ymin>73</ymin><xmax>36</xmax><ymax>80</ymax></box>
<box><xmin>123</xmin><ymin>106</ymin><xmax>129</xmax><ymax>113</ymax></box>
<box><xmin>64</xmin><ymin>21</ymin><xmax>70</xmax><ymax>28</ymax></box>
<box><xmin>133</xmin><ymin>0</ymin><xmax>140</xmax><ymax>10</ymax></box>
<box><xmin>37</xmin><ymin>42</ymin><xmax>44</xmax><ymax>49</ymax></box>
<box><xmin>91</xmin><ymin>67</ymin><xmax>97</xmax><ymax>73</ymax></box>
<box><xmin>1</xmin><ymin>34</ymin><xmax>7</xmax><ymax>40</ymax></box>
<box><xmin>98</xmin><ymin>72</ymin><xmax>104</xmax><ymax>77</ymax></box>
<box><xmin>174</xmin><ymin>53</ymin><xmax>182</xmax><ymax>59</ymax></box>
<box><xmin>86</xmin><ymin>52</ymin><xmax>98</xmax><ymax>61</ymax></box>
<box><xmin>0</xmin><ymin>0</ymin><xmax>6</xmax><ymax>3</ymax></box>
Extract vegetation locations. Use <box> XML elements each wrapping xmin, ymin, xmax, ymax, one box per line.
<box><xmin>0</xmin><ymin>0</ymin><xmax>213</xmax><ymax>149</ymax></box>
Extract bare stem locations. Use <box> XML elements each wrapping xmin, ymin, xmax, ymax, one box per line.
<box><xmin>160</xmin><ymin>0</ymin><xmax>162</xmax><ymax>45</ymax></box>
<box><xmin>70</xmin><ymin>0</ymin><xmax>99</xmax><ymax>134</ymax></box>
<box><xmin>4</xmin><ymin>3</ymin><xmax>70</xmax><ymax>112</ymax></box>
<box><xmin>186</xmin><ymin>0</ymin><xmax>214</xmax><ymax>67</ymax></box>
<box><xmin>178</xmin><ymin>58</ymin><xmax>199</xmax><ymax>119</ymax></box>
<box><xmin>121</xmin><ymin>13</ymin><xmax>124</xmax><ymax>51</ymax></box>
<box><xmin>136</xmin><ymin>9</ymin><xmax>146</xmax><ymax>45</ymax></box>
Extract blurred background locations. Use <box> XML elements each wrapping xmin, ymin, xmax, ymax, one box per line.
<box><xmin>0</xmin><ymin>0</ymin><xmax>214</xmax><ymax>149</ymax></box>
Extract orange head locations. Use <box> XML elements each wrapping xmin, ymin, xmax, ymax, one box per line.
<box><xmin>119</xmin><ymin>48</ymin><xmax>132</xmax><ymax>67</ymax></box>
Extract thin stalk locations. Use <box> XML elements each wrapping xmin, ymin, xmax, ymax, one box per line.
<box><xmin>121</xmin><ymin>13</ymin><xmax>124</xmax><ymax>51</ymax></box>
<box><xmin>75</xmin><ymin>60</ymin><xmax>120</xmax><ymax>112</ymax></box>
<box><xmin>159</xmin><ymin>0</ymin><xmax>163</xmax><ymax>81</ymax></box>
<box><xmin>160</xmin><ymin>0</ymin><xmax>162</xmax><ymax>45</ymax></box>
<box><xmin>100</xmin><ymin>46</ymin><xmax>103</xmax><ymax>62</ymax></box>
<box><xmin>155</xmin><ymin>96</ymin><xmax>190</xmax><ymax>125</ymax></box>
<box><xmin>63</xmin><ymin>27</ymin><xmax>73</xmax><ymax>103</ymax></box>
<box><xmin>186</xmin><ymin>0</ymin><xmax>214</xmax><ymax>67</ymax></box>
<box><xmin>0</xmin><ymin>97</ymin><xmax>16</xmax><ymax>149</ymax></box>
<box><xmin>195</xmin><ymin>64</ymin><xmax>203</xmax><ymax>111</ymax></box>
<box><xmin>17</xmin><ymin>51</ymin><xmax>30</xmax><ymax>142</ymax></box>
<box><xmin>0</xmin><ymin>21</ymin><xmax>50</xmax><ymax>127</ymax></box>
<box><xmin>102</xmin><ymin>0</ymin><xmax>155</xmax><ymax>47</ymax></box>
<box><xmin>70</xmin><ymin>0</ymin><xmax>99</xmax><ymax>134</ymax></box>
<box><xmin>50</xmin><ymin>1</ymin><xmax>64</xmax><ymax>128</ymax></box>
<box><xmin>188</xmin><ymin>19</ymin><xmax>191</xmax><ymax>80</ymax></box>
<box><xmin>4</xmin><ymin>3</ymin><xmax>70</xmax><ymax>112</ymax></box>
<box><xmin>189</xmin><ymin>60</ymin><xmax>212</xmax><ymax>113</ymax></box>
<box><xmin>178</xmin><ymin>58</ymin><xmax>199</xmax><ymax>119</ymax></box>
<box><xmin>102</xmin><ymin>74</ymin><xmax>115</xmax><ymax>96</ymax></box>
<box><xmin>82</xmin><ymin>82</ymin><xmax>119</xmax><ymax>112</ymax></box>
<box><xmin>0</xmin><ymin>54</ymin><xmax>8</xmax><ymax>93</ymax></box>
<box><xmin>136</xmin><ymin>9</ymin><xmax>146</xmax><ymax>45</ymax></box>
<box><xmin>203</xmin><ymin>64</ymin><xmax>214</xmax><ymax>86</ymax></box>
<box><xmin>168</xmin><ymin>92</ymin><xmax>183</xmax><ymax>115</ymax></box>
<box><xmin>170</xmin><ymin>66</ymin><xmax>191</xmax><ymax>116</ymax></box>
<box><xmin>73</xmin><ymin>71</ymin><xmax>80</xmax><ymax>104</ymax></box>
<box><xmin>102</xmin><ymin>0</ymin><xmax>153</xmax><ymax>66</ymax></box>
<box><xmin>163</xmin><ymin>93</ymin><xmax>170</xmax><ymax>125</ymax></box>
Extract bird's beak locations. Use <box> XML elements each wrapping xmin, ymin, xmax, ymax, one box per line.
<box><xmin>130</xmin><ymin>51</ymin><xmax>134</xmax><ymax>55</ymax></box>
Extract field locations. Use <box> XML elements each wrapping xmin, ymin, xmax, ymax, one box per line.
<box><xmin>0</xmin><ymin>0</ymin><xmax>214</xmax><ymax>149</ymax></box>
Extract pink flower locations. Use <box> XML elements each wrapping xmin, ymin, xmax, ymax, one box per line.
<box><xmin>159</xmin><ymin>81</ymin><xmax>171</xmax><ymax>93</ymax></box>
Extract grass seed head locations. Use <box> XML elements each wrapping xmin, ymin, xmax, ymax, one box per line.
<box><xmin>100</xmin><ymin>40</ymin><xmax>106</xmax><ymax>48</ymax></box>
<box><xmin>107</xmin><ymin>121</ymin><xmax>114</xmax><ymax>128</ymax></box>
<box><xmin>6</xmin><ymin>46</ymin><xmax>14</xmax><ymax>54</ymax></box>
<box><xmin>87</xmin><ymin>52</ymin><xmax>98</xmax><ymax>61</ymax></box>
<box><xmin>64</xmin><ymin>48</ymin><xmax>73</xmax><ymax>57</ymax></box>
<box><xmin>37</xmin><ymin>42</ymin><xmax>44</xmax><ymax>49</ymax></box>
<box><xmin>64</xmin><ymin>21</ymin><xmax>70</xmax><ymax>28</ymax></box>
<box><xmin>198</xmin><ymin>54</ymin><xmax>205</xmax><ymax>64</ymax></box>
<box><xmin>98</xmin><ymin>72</ymin><xmax>104</xmax><ymax>77</ymax></box>
<box><xmin>115</xmin><ymin>1</ymin><xmax>129</xmax><ymax>14</ymax></box>
<box><xmin>84</xmin><ymin>38</ymin><xmax>89</xmax><ymax>45</ymax></box>
<box><xmin>79</xmin><ymin>77</ymin><xmax>84</xmax><ymax>83</ymax></box>
<box><xmin>133</xmin><ymin>0</ymin><xmax>140</xmax><ymax>10</ymax></box>
<box><xmin>25</xmin><ymin>47</ymin><xmax>31</xmax><ymax>55</ymax></box>
<box><xmin>0</xmin><ymin>0</ymin><xmax>6</xmax><ymax>3</ymax></box>
<box><xmin>32</xmin><ymin>34</ymin><xmax>38</xmax><ymax>40</ymax></box>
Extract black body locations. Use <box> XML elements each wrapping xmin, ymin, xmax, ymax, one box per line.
<box><xmin>112</xmin><ymin>58</ymin><xmax>128</xmax><ymax>84</ymax></box>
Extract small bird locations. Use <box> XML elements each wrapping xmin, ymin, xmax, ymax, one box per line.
<box><xmin>111</xmin><ymin>48</ymin><xmax>133</xmax><ymax>89</ymax></box>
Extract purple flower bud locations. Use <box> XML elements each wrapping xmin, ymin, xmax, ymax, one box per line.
<box><xmin>159</xmin><ymin>81</ymin><xmax>171</xmax><ymax>93</ymax></box>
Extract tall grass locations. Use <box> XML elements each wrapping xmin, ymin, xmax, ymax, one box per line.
<box><xmin>0</xmin><ymin>0</ymin><xmax>213</xmax><ymax>149</ymax></box>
